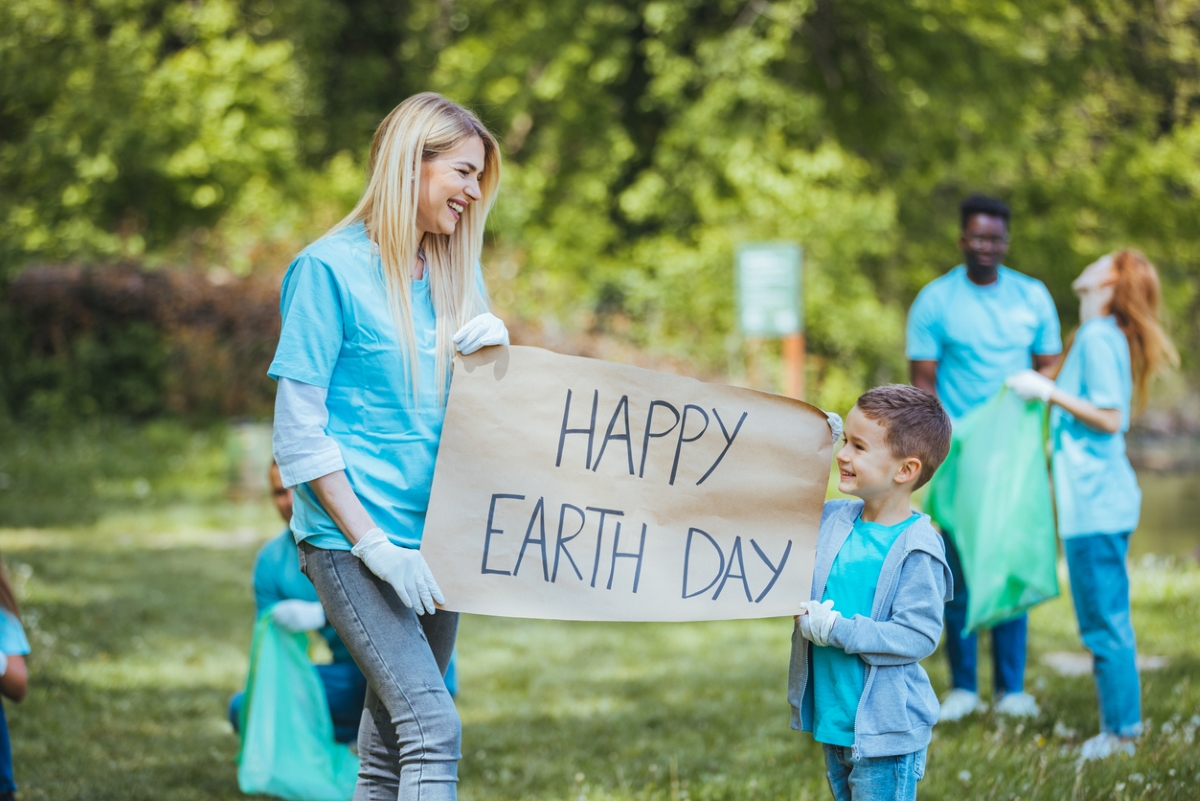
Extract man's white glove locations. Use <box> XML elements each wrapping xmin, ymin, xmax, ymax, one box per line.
<box><xmin>351</xmin><ymin>528</ymin><xmax>444</xmax><ymax>615</ymax></box>
<box><xmin>271</xmin><ymin>599</ymin><xmax>327</xmax><ymax>632</ymax></box>
<box><xmin>1006</xmin><ymin>369</ymin><xmax>1056</xmax><ymax>403</ymax></box>
<box><xmin>798</xmin><ymin>599</ymin><xmax>842</xmax><ymax>647</ymax></box>
<box><xmin>824</xmin><ymin>411</ymin><xmax>844</xmax><ymax>444</ymax></box>
<box><xmin>0</xmin><ymin>652</ymin><xmax>7</xmax><ymax>677</ymax></box>
<box><xmin>453</xmin><ymin>313</ymin><xmax>509</xmax><ymax>355</ymax></box>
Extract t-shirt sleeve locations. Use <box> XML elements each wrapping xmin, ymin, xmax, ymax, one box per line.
<box><xmin>1031</xmin><ymin>282</ymin><xmax>1062</xmax><ymax>356</ymax></box>
<box><xmin>268</xmin><ymin>255</ymin><xmax>345</xmax><ymax>388</ymax></box>
<box><xmin>1078</xmin><ymin>330</ymin><xmax>1125</xmax><ymax>410</ymax></box>
<box><xmin>0</xmin><ymin>610</ymin><xmax>30</xmax><ymax>656</ymax></box>
<box><xmin>252</xmin><ymin>543</ymin><xmax>288</xmax><ymax>614</ymax></box>
<box><xmin>906</xmin><ymin>288</ymin><xmax>942</xmax><ymax>361</ymax></box>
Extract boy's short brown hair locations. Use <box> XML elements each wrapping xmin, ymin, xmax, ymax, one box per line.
<box><xmin>855</xmin><ymin>385</ymin><xmax>951</xmax><ymax>489</ymax></box>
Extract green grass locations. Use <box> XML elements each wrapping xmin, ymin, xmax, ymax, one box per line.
<box><xmin>2</xmin><ymin>426</ymin><xmax>1199</xmax><ymax>800</ymax></box>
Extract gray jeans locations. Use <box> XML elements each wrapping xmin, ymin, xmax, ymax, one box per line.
<box><xmin>300</xmin><ymin>542</ymin><xmax>461</xmax><ymax>801</ymax></box>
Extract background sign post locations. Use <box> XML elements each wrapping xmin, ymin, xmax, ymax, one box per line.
<box><xmin>735</xmin><ymin>243</ymin><xmax>804</xmax><ymax>399</ymax></box>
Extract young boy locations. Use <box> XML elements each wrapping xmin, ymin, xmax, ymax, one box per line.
<box><xmin>790</xmin><ymin>385</ymin><xmax>953</xmax><ymax>801</ymax></box>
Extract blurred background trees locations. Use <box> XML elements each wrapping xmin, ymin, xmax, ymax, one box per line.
<box><xmin>3</xmin><ymin>0</ymin><xmax>1198</xmax><ymax>421</ymax></box>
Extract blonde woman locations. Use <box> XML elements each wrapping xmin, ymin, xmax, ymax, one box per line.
<box><xmin>1007</xmin><ymin>249</ymin><xmax>1178</xmax><ymax>761</ymax></box>
<box><xmin>269</xmin><ymin>93</ymin><xmax>506</xmax><ymax>798</ymax></box>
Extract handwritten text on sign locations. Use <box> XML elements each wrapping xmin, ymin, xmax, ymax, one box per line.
<box><xmin>421</xmin><ymin>346</ymin><xmax>832</xmax><ymax>621</ymax></box>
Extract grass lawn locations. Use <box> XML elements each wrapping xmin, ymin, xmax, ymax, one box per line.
<box><xmin>1</xmin><ymin>423</ymin><xmax>1198</xmax><ymax>800</ymax></box>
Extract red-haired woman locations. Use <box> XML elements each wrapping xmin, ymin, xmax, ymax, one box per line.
<box><xmin>1007</xmin><ymin>249</ymin><xmax>1178</xmax><ymax>760</ymax></box>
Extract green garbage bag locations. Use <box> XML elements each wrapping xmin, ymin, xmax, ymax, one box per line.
<box><xmin>237</xmin><ymin>609</ymin><xmax>358</xmax><ymax>801</ymax></box>
<box><xmin>925</xmin><ymin>387</ymin><xmax>1058</xmax><ymax>634</ymax></box>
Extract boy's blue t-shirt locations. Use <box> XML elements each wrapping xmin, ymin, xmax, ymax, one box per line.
<box><xmin>253</xmin><ymin>529</ymin><xmax>354</xmax><ymax>663</ymax></box>
<box><xmin>906</xmin><ymin>265</ymin><xmax>1061</xmax><ymax>420</ymax></box>
<box><xmin>812</xmin><ymin>513</ymin><xmax>918</xmax><ymax>747</ymax></box>
<box><xmin>0</xmin><ymin>609</ymin><xmax>29</xmax><ymax>656</ymax></box>
<box><xmin>268</xmin><ymin>223</ymin><xmax>450</xmax><ymax>551</ymax></box>
<box><xmin>1051</xmin><ymin>316</ymin><xmax>1140</xmax><ymax>537</ymax></box>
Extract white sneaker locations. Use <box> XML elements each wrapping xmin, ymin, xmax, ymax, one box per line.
<box><xmin>1078</xmin><ymin>732</ymin><xmax>1136</xmax><ymax>761</ymax></box>
<box><xmin>938</xmin><ymin>689</ymin><xmax>985</xmax><ymax>722</ymax></box>
<box><xmin>994</xmin><ymin>691</ymin><xmax>1040</xmax><ymax>718</ymax></box>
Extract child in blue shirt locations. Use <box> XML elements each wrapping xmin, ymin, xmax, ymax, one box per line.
<box><xmin>0</xmin><ymin>559</ymin><xmax>30</xmax><ymax>801</ymax></box>
<box><xmin>789</xmin><ymin>386</ymin><xmax>953</xmax><ymax>801</ymax></box>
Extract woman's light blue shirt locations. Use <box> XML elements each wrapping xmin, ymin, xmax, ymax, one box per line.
<box><xmin>268</xmin><ymin>223</ymin><xmax>455</xmax><ymax>551</ymax></box>
<box><xmin>1051</xmin><ymin>316</ymin><xmax>1140</xmax><ymax>538</ymax></box>
<box><xmin>812</xmin><ymin>513</ymin><xmax>918</xmax><ymax>747</ymax></box>
<box><xmin>0</xmin><ymin>610</ymin><xmax>29</xmax><ymax>656</ymax></box>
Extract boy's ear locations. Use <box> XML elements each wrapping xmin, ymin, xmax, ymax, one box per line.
<box><xmin>894</xmin><ymin>456</ymin><xmax>923</xmax><ymax>486</ymax></box>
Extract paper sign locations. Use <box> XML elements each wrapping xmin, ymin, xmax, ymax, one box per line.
<box><xmin>421</xmin><ymin>346</ymin><xmax>832</xmax><ymax>621</ymax></box>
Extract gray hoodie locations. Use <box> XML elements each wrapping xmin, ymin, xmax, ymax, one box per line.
<box><xmin>788</xmin><ymin>499</ymin><xmax>952</xmax><ymax>759</ymax></box>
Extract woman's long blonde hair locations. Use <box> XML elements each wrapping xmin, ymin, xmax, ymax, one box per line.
<box><xmin>1108</xmin><ymin>249</ymin><xmax>1179</xmax><ymax>412</ymax></box>
<box><xmin>330</xmin><ymin>92</ymin><xmax>501</xmax><ymax>403</ymax></box>
<box><xmin>1056</xmin><ymin>248</ymin><xmax>1179</xmax><ymax>413</ymax></box>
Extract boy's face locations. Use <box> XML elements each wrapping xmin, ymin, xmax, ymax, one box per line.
<box><xmin>835</xmin><ymin>407</ymin><xmax>921</xmax><ymax>500</ymax></box>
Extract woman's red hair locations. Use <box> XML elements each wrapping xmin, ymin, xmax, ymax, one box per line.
<box><xmin>1108</xmin><ymin>249</ymin><xmax>1179</xmax><ymax>412</ymax></box>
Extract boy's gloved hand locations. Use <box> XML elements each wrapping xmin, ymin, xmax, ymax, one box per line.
<box><xmin>271</xmin><ymin>599</ymin><xmax>327</xmax><ymax>632</ymax></box>
<box><xmin>798</xmin><ymin>599</ymin><xmax>842</xmax><ymax>647</ymax></box>
<box><xmin>352</xmin><ymin>528</ymin><xmax>444</xmax><ymax>615</ymax></box>
<box><xmin>1005</xmin><ymin>369</ymin><xmax>1056</xmax><ymax>403</ymax></box>
<box><xmin>453</xmin><ymin>313</ymin><xmax>509</xmax><ymax>355</ymax></box>
<box><xmin>824</xmin><ymin>411</ymin><xmax>844</xmax><ymax>444</ymax></box>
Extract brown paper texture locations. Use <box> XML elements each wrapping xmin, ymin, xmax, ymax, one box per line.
<box><xmin>421</xmin><ymin>346</ymin><xmax>832</xmax><ymax>621</ymax></box>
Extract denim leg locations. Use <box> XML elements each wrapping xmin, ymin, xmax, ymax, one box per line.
<box><xmin>1064</xmin><ymin>533</ymin><xmax>1142</xmax><ymax>737</ymax></box>
<box><xmin>0</xmin><ymin>700</ymin><xmax>14</xmax><ymax>795</ymax></box>
<box><xmin>821</xmin><ymin>744</ymin><xmax>853</xmax><ymax>801</ymax></box>
<box><xmin>837</xmin><ymin>748</ymin><xmax>923</xmax><ymax>801</ymax></box>
<box><xmin>990</xmin><ymin>614</ymin><xmax>1028</xmax><ymax>695</ymax></box>
<box><xmin>301</xmin><ymin>543</ymin><xmax>461</xmax><ymax>801</ymax></box>
<box><xmin>941</xmin><ymin>532</ymin><xmax>977</xmax><ymax>692</ymax></box>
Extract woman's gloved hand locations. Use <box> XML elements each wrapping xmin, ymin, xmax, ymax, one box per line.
<box><xmin>824</xmin><ymin>411</ymin><xmax>844</xmax><ymax>444</ymax></box>
<box><xmin>797</xmin><ymin>599</ymin><xmax>842</xmax><ymax>647</ymax></box>
<box><xmin>453</xmin><ymin>313</ymin><xmax>509</xmax><ymax>355</ymax></box>
<box><xmin>1006</xmin><ymin>369</ymin><xmax>1056</xmax><ymax>402</ymax></box>
<box><xmin>0</xmin><ymin>651</ymin><xmax>7</xmax><ymax>677</ymax></box>
<box><xmin>351</xmin><ymin>528</ymin><xmax>444</xmax><ymax>615</ymax></box>
<box><xmin>271</xmin><ymin>599</ymin><xmax>327</xmax><ymax>632</ymax></box>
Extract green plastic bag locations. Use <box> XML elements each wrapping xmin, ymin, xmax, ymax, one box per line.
<box><xmin>237</xmin><ymin>609</ymin><xmax>358</xmax><ymax>801</ymax></box>
<box><xmin>926</xmin><ymin>388</ymin><xmax>1058</xmax><ymax>634</ymax></box>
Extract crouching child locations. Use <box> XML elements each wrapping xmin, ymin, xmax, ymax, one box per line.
<box><xmin>790</xmin><ymin>385</ymin><xmax>953</xmax><ymax>801</ymax></box>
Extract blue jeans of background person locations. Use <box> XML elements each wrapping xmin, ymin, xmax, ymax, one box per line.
<box><xmin>1063</xmin><ymin>532</ymin><xmax>1142</xmax><ymax>738</ymax></box>
<box><xmin>228</xmin><ymin>661</ymin><xmax>369</xmax><ymax>744</ymax></box>
<box><xmin>822</xmin><ymin>744</ymin><xmax>926</xmax><ymax>801</ymax></box>
<box><xmin>942</xmin><ymin>532</ymin><xmax>1027</xmax><ymax>695</ymax></box>
<box><xmin>300</xmin><ymin>542</ymin><xmax>461</xmax><ymax>801</ymax></box>
<box><xmin>0</xmin><ymin>699</ymin><xmax>15</xmax><ymax>797</ymax></box>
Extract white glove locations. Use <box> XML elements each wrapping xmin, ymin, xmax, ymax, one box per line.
<box><xmin>351</xmin><ymin>528</ymin><xmax>444</xmax><ymax>615</ymax></box>
<box><xmin>1006</xmin><ymin>369</ymin><xmax>1056</xmax><ymax>402</ymax></box>
<box><xmin>824</xmin><ymin>411</ymin><xmax>843</xmax><ymax>444</ymax></box>
<box><xmin>452</xmin><ymin>312</ymin><xmax>509</xmax><ymax>355</ymax></box>
<box><xmin>271</xmin><ymin>599</ymin><xmax>327</xmax><ymax>632</ymax></box>
<box><xmin>0</xmin><ymin>652</ymin><xmax>7</xmax><ymax>677</ymax></box>
<box><xmin>797</xmin><ymin>599</ymin><xmax>842</xmax><ymax>647</ymax></box>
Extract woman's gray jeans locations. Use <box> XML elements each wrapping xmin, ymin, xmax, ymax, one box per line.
<box><xmin>300</xmin><ymin>542</ymin><xmax>461</xmax><ymax>801</ymax></box>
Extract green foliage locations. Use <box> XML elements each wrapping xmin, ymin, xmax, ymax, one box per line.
<box><xmin>3</xmin><ymin>0</ymin><xmax>1199</xmax><ymax>406</ymax></box>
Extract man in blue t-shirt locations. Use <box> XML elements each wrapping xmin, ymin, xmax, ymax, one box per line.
<box><xmin>906</xmin><ymin>194</ymin><xmax>1061</xmax><ymax>722</ymax></box>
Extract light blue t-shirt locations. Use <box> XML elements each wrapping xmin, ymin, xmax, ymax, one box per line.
<box><xmin>1051</xmin><ymin>316</ymin><xmax>1140</xmax><ymax>537</ymax></box>
<box><xmin>254</xmin><ymin>528</ymin><xmax>354</xmax><ymax>663</ymax></box>
<box><xmin>907</xmin><ymin>266</ymin><xmax>1062</xmax><ymax>420</ymax></box>
<box><xmin>812</xmin><ymin>513</ymin><xmax>918</xmax><ymax>747</ymax></box>
<box><xmin>269</xmin><ymin>223</ymin><xmax>482</xmax><ymax>551</ymax></box>
<box><xmin>0</xmin><ymin>609</ymin><xmax>29</xmax><ymax>656</ymax></box>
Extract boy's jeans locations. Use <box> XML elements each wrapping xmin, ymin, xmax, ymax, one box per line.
<box><xmin>822</xmin><ymin>745</ymin><xmax>926</xmax><ymax>801</ymax></box>
<box><xmin>942</xmin><ymin>532</ymin><xmax>1027</xmax><ymax>694</ymax></box>
<box><xmin>1063</xmin><ymin>532</ymin><xmax>1142</xmax><ymax>738</ymax></box>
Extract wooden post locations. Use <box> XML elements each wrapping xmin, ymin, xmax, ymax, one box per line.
<box><xmin>782</xmin><ymin>333</ymin><xmax>804</xmax><ymax>400</ymax></box>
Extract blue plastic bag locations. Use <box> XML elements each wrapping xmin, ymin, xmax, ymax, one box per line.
<box><xmin>926</xmin><ymin>388</ymin><xmax>1059</xmax><ymax>634</ymax></box>
<box><xmin>237</xmin><ymin>609</ymin><xmax>358</xmax><ymax>801</ymax></box>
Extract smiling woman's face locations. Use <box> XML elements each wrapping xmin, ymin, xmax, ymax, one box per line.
<box><xmin>416</xmin><ymin>135</ymin><xmax>486</xmax><ymax>236</ymax></box>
